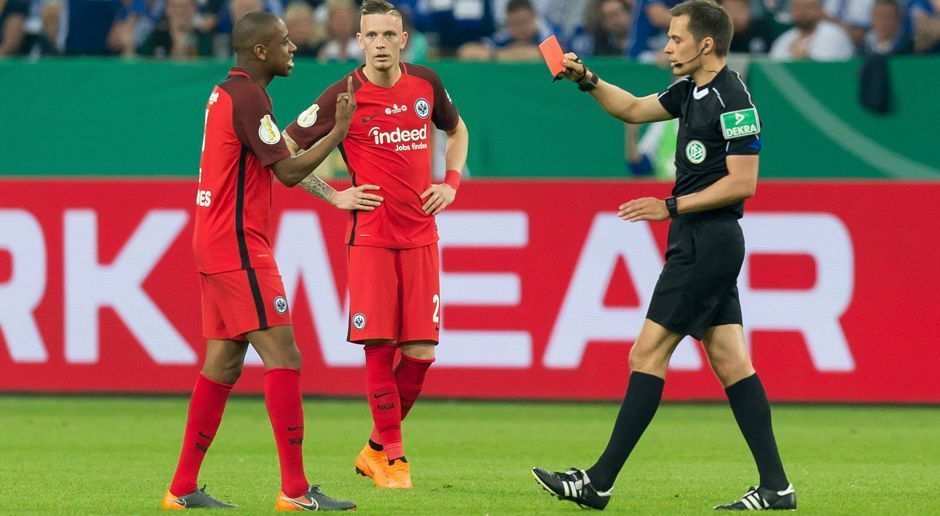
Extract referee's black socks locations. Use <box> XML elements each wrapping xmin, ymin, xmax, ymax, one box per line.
<box><xmin>586</xmin><ymin>371</ymin><xmax>665</xmax><ymax>492</ymax></box>
<box><xmin>725</xmin><ymin>373</ymin><xmax>790</xmax><ymax>491</ymax></box>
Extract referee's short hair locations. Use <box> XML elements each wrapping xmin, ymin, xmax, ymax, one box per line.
<box><xmin>670</xmin><ymin>0</ymin><xmax>734</xmax><ymax>57</ymax></box>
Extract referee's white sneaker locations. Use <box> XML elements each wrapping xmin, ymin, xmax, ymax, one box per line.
<box><xmin>714</xmin><ymin>484</ymin><xmax>797</xmax><ymax>510</ymax></box>
<box><xmin>531</xmin><ymin>467</ymin><xmax>612</xmax><ymax>510</ymax></box>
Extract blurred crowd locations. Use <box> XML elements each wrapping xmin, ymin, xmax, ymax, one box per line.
<box><xmin>1</xmin><ymin>0</ymin><xmax>937</xmax><ymax>60</ymax></box>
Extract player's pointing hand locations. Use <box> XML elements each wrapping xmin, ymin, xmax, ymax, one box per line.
<box><xmin>335</xmin><ymin>76</ymin><xmax>357</xmax><ymax>136</ymax></box>
<box><xmin>618</xmin><ymin>197</ymin><xmax>670</xmax><ymax>222</ymax></box>
<box><xmin>331</xmin><ymin>184</ymin><xmax>383</xmax><ymax>211</ymax></box>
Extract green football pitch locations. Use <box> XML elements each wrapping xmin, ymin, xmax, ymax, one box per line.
<box><xmin>1</xmin><ymin>396</ymin><xmax>937</xmax><ymax>514</ymax></box>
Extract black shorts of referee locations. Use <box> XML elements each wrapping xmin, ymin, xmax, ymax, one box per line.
<box><xmin>646</xmin><ymin>212</ymin><xmax>744</xmax><ymax>340</ymax></box>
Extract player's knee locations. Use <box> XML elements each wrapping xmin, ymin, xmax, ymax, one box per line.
<box><xmin>401</xmin><ymin>342</ymin><xmax>435</xmax><ymax>360</ymax></box>
<box><xmin>219</xmin><ymin>364</ymin><xmax>244</xmax><ymax>384</ymax></box>
<box><xmin>628</xmin><ymin>348</ymin><xmax>644</xmax><ymax>371</ymax></box>
<box><xmin>629</xmin><ymin>344</ymin><xmax>668</xmax><ymax>374</ymax></box>
<box><xmin>708</xmin><ymin>352</ymin><xmax>752</xmax><ymax>386</ymax></box>
<box><xmin>270</xmin><ymin>346</ymin><xmax>303</xmax><ymax>371</ymax></box>
<box><xmin>287</xmin><ymin>353</ymin><xmax>303</xmax><ymax>372</ymax></box>
<box><xmin>203</xmin><ymin>362</ymin><xmax>243</xmax><ymax>385</ymax></box>
<box><xmin>274</xmin><ymin>354</ymin><xmax>302</xmax><ymax>371</ymax></box>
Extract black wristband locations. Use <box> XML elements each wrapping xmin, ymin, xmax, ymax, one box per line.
<box><xmin>665</xmin><ymin>196</ymin><xmax>679</xmax><ymax>218</ymax></box>
<box><xmin>577</xmin><ymin>69</ymin><xmax>599</xmax><ymax>92</ymax></box>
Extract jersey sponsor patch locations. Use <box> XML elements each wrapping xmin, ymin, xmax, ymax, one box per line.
<box><xmin>258</xmin><ymin>114</ymin><xmax>281</xmax><ymax>144</ymax></box>
<box><xmin>297</xmin><ymin>104</ymin><xmax>319</xmax><ymax>128</ymax></box>
<box><xmin>686</xmin><ymin>140</ymin><xmax>707</xmax><ymax>164</ymax></box>
<box><xmin>385</xmin><ymin>103</ymin><xmax>407</xmax><ymax>115</ymax></box>
<box><xmin>720</xmin><ymin>107</ymin><xmax>760</xmax><ymax>140</ymax></box>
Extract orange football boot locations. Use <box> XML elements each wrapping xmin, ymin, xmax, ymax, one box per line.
<box><xmin>354</xmin><ymin>443</ymin><xmax>391</xmax><ymax>487</ymax></box>
<box><xmin>386</xmin><ymin>459</ymin><xmax>413</xmax><ymax>489</ymax></box>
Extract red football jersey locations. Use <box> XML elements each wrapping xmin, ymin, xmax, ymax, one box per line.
<box><xmin>193</xmin><ymin>67</ymin><xmax>292</xmax><ymax>274</ymax></box>
<box><xmin>286</xmin><ymin>63</ymin><xmax>460</xmax><ymax>249</ymax></box>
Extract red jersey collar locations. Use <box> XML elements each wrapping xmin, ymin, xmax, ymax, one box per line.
<box><xmin>227</xmin><ymin>66</ymin><xmax>273</xmax><ymax>104</ymax></box>
<box><xmin>354</xmin><ymin>62</ymin><xmax>409</xmax><ymax>88</ymax></box>
<box><xmin>228</xmin><ymin>66</ymin><xmax>252</xmax><ymax>79</ymax></box>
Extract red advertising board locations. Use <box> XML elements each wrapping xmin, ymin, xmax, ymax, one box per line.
<box><xmin>0</xmin><ymin>179</ymin><xmax>937</xmax><ymax>402</ymax></box>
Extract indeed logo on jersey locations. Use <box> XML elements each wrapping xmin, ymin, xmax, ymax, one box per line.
<box><xmin>368</xmin><ymin>124</ymin><xmax>429</xmax><ymax>152</ymax></box>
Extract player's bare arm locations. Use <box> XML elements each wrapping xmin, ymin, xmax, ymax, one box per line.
<box><xmin>273</xmin><ymin>78</ymin><xmax>384</xmax><ymax>211</ymax></box>
<box><xmin>421</xmin><ymin>116</ymin><xmax>469</xmax><ymax>216</ymax></box>
<box><xmin>280</xmin><ymin>134</ymin><xmax>337</xmax><ymax>202</ymax></box>
<box><xmin>557</xmin><ymin>53</ymin><xmax>673</xmax><ymax>124</ymax></box>
<box><xmin>618</xmin><ymin>155</ymin><xmax>758</xmax><ymax>222</ymax></box>
<box><xmin>284</xmin><ymin>132</ymin><xmax>385</xmax><ymax>211</ymax></box>
<box><xmin>270</xmin><ymin>77</ymin><xmax>357</xmax><ymax>187</ymax></box>
<box><xmin>296</xmin><ymin>173</ymin><xmax>335</xmax><ymax>201</ymax></box>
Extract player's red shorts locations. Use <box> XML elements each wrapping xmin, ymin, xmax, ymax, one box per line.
<box><xmin>346</xmin><ymin>243</ymin><xmax>440</xmax><ymax>344</ymax></box>
<box><xmin>200</xmin><ymin>268</ymin><xmax>292</xmax><ymax>341</ymax></box>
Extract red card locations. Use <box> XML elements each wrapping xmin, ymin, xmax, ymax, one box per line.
<box><xmin>539</xmin><ymin>35</ymin><xmax>565</xmax><ymax>77</ymax></box>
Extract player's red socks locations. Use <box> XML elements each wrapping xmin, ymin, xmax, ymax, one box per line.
<box><xmin>264</xmin><ymin>368</ymin><xmax>309</xmax><ymax>498</ymax></box>
<box><xmin>369</xmin><ymin>352</ymin><xmax>434</xmax><ymax>447</ymax></box>
<box><xmin>170</xmin><ymin>374</ymin><xmax>234</xmax><ymax>496</ymax></box>
<box><xmin>395</xmin><ymin>354</ymin><xmax>434</xmax><ymax>420</ymax></box>
<box><xmin>364</xmin><ymin>343</ymin><xmax>403</xmax><ymax>460</ymax></box>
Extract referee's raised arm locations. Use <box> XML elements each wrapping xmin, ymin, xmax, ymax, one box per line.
<box><xmin>556</xmin><ymin>52</ymin><xmax>674</xmax><ymax>125</ymax></box>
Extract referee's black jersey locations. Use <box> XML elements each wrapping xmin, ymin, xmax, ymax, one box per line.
<box><xmin>657</xmin><ymin>66</ymin><xmax>761</xmax><ymax>218</ymax></box>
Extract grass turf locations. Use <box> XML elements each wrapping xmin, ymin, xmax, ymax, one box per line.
<box><xmin>0</xmin><ymin>396</ymin><xmax>937</xmax><ymax>514</ymax></box>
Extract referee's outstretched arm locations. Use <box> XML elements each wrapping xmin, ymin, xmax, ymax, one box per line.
<box><xmin>556</xmin><ymin>52</ymin><xmax>674</xmax><ymax>125</ymax></box>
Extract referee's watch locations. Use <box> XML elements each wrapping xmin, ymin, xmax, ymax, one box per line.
<box><xmin>577</xmin><ymin>68</ymin><xmax>599</xmax><ymax>92</ymax></box>
<box><xmin>665</xmin><ymin>196</ymin><xmax>679</xmax><ymax>218</ymax></box>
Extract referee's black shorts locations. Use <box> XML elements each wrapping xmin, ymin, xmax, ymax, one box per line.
<box><xmin>646</xmin><ymin>214</ymin><xmax>744</xmax><ymax>340</ymax></box>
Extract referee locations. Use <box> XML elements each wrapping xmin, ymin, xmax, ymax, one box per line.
<box><xmin>532</xmin><ymin>0</ymin><xmax>795</xmax><ymax>511</ymax></box>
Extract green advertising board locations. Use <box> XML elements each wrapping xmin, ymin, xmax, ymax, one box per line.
<box><xmin>1</xmin><ymin>57</ymin><xmax>937</xmax><ymax>179</ymax></box>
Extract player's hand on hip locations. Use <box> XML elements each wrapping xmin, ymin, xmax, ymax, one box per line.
<box><xmin>558</xmin><ymin>52</ymin><xmax>588</xmax><ymax>82</ymax></box>
<box><xmin>334</xmin><ymin>76</ymin><xmax>357</xmax><ymax>136</ymax></box>
<box><xmin>618</xmin><ymin>197</ymin><xmax>669</xmax><ymax>222</ymax></box>
<box><xmin>420</xmin><ymin>184</ymin><xmax>456</xmax><ymax>216</ymax></box>
<box><xmin>332</xmin><ymin>184</ymin><xmax>383</xmax><ymax>211</ymax></box>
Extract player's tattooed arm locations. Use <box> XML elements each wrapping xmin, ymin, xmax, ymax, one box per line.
<box><xmin>281</xmin><ymin>132</ymin><xmax>383</xmax><ymax>210</ymax></box>
<box><xmin>281</xmin><ymin>133</ymin><xmax>336</xmax><ymax>202</ymax></box>
<box><xmin>297</xmin><ymin>172</ymin><xmax>336</xmax><ymax>203</ymax></box>
<box><xmin>297</xmin><ymin>171</ymin><xmax>385</xmax><ymax>211</ymax></box>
